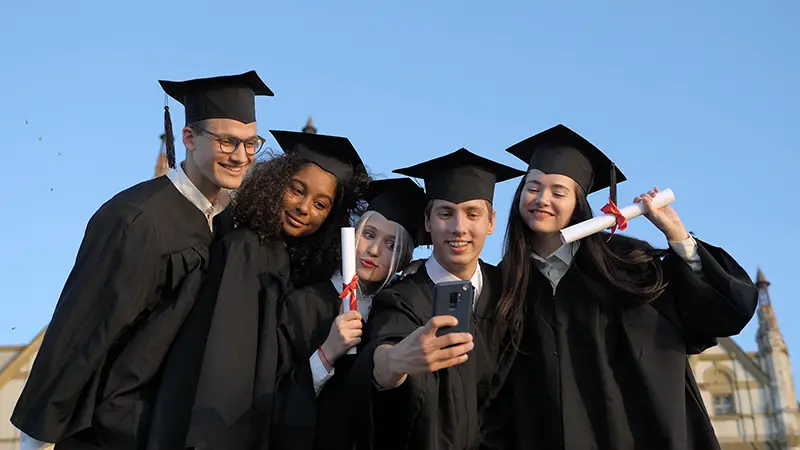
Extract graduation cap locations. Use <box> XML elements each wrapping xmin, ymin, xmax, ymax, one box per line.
<box><xmin>269</xmin><ymin>130</ymin><xmax>365</xmax><ymax>181</ymax></box>
<box><xmin>505</xmin><ymin>124</ymin><xmax>627</xmax><ymax>204</ymax></box>
<box><xmin>365</xmin><ymin>178</ymin><xmax>430</xmax><ymax>246</ymax></box>
<box><xmin>393</xmin><ymin>148</ymin><xmax>525</xmax><ymax>204</ymax></box>
<box><xmin>159</xmin><ymin>70</ymin><xmax>273</xmax><ymax>169</ymax></box>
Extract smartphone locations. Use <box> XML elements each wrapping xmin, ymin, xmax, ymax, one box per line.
<box><xmin>432</xmin><ymin>280</ymin><xmax>474</xmax><ymax>337</ymax></box>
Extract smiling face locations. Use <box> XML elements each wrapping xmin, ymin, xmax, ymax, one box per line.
<box><xmin>355</xmin><ymin>213</ymin><xmax>397</xmax><ymax>283</ymax></box>
<box><xmin>182</xmin><ymin>118</ymin><xmax>258</xmax><ymax>193</ymax></box>
<box><xmin>518</xmin><ymin>169</ymin><xmax>578</xmax><ymax>235</ymax></box>
<box><xmin>426</xmin><ymin>199</ymin><xmax>495</xmax><ymax>275</ymax></box>
<box><xmin>280</xmin><ymin>163</ymin><xmax>338</xmax><ymax>238</ymax></box>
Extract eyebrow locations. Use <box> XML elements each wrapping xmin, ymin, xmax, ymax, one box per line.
<box><xmin>290</xmin><ymin>178</ymin><xmax>307</xmax><ymax>190</ymax></box>
<box><xmin>434</xmin><ymin>205</ymin><xmax>455</xmax><ymax>213</ymax></box>
<box><xmin>527</xmin><ymin>179</ymin><xmax>572</xmax><ymax>191</ymax></box>
<box><xmin>316</xmin><ymin>191</ymin><xmax>334</xmax><ymax>204</ymax></box>
<box><xmin>217</xmin><ymin>132</ymin><xmax>260</xmax><ymax>141</ymax></box>
<box><xmin>463</xmin><ymin>205</ymin><xmax>486</xmax><ymax>214</ymax></box>
<box><xmin>290</xmin><ymin>178</ymin><xmax>335</xmax><ymax>204</ymax></box>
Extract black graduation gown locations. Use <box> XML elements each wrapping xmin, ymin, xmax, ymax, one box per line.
<box><xmin>269</xmin><ymin>280</ymin><xmax>348</xmax><ymax>450</ymax></box>
<box><xmin>145</xmin><ymin>228</ymin><xmax>293</xmax><ymax>450</ymax></box>
<box><xmin>347</xmin><ymin>261</ymin><xmax>514</xmax><ymax>450</ymax></box>
<box><xmin>11</xmin><ymin>176</ymin><xmax>228</xmax><ymax>450</ymax></box>
<box><xmin>481</xmin><ymin>234</ymin><xmax>759</xmax><ymax>450</ymax></box>
<box><xmin>272</xmin><ymin>280</ymin><xmax>392</xmax><ymax>450</ymax></box>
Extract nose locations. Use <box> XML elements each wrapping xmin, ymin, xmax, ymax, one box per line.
<box><xmin>294</xmin><ymin>197</ymin><xmax>311</xmax><ymax>216</ymax></box>
<box><xmin>450</xmin><ymin>212</ymin><xmax>467</xmax><ymax>236</ymax></box>
<box><xmin>228</xmin><ymin>142</ymin><xmax>249</xmax><ymax>164</ymax></box>
<box><xmin>534</xmin><ymin>190</ymin><xmax>550</xmax><ymax>207</ymax></box>
<box><xmin>366</xmin><ymin>241</ymin><xmax>380</xmax><ymax>257</ymax></box>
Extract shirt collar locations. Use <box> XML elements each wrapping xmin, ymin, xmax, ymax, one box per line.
<box><xmin>166</xmin><ymin>162</ymin><xmax>231</xmax><ymax>225</ymax></box>
<box><xmin>531</xmin><ymin>241</ymin><xmax>580</xmax><ymax>267</ymax></box>
<box><xmin>330</xmin><ymin>272</ymin><xmax>344</xmax><ymax>295</ymax></box>
<box><xmin>424</xmin><ymin>255</ymin><xmax>483</xmax><ymax>298</ymax></box>
<box><xmin>330</xmin><ymin>271</ymin><xmax>374</xmax><ymax>317</ymax></box>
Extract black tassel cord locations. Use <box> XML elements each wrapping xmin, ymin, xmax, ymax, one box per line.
<box><xmin>164</xmin><ymin>105</ymin><xmax>176</xmax><ymax>169</ymax></box>
<box><xmin>609</xmin><ymin>161</ymin><xmax>617</xmax><ymax>205</ymax></box>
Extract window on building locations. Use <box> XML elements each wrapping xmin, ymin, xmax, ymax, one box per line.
<box><xmin>714</xmin><ymin>394</ymin><xmax>735</xmax><ymax>415</ymax></box>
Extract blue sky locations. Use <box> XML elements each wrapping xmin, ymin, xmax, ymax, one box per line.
<box><xmin>1</xmin><ymin>1</ymin><xmax>798</xmax><ymax>390</ymax></box>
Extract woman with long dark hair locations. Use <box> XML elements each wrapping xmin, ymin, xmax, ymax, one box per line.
<box><xmin>482</xmin><ymin>124</ymin><xmax>758</xmax><ymax>450</ymax></box>
<box><xmin>146</xmin><ymin>130</ymin><xmax>370</xmax><ymax>450</ymax></box>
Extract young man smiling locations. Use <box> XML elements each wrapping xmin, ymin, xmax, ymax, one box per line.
<box><xmin>350</xmin><ymin>149</ymin><xmax>524</xmax><ymax>450</ymax></box>
<box><xmin>12</xmin><ymin>70</ymin><xmax>273</xmax><ymax>450</ymax></box>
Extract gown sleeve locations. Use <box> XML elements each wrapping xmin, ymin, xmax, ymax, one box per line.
<box><xmin>345</xmin><ymin>286</ymin><xmax>431</xmax><ymax>450</ymax></box>
<box><xmin>656</xmin><ymin>237</ymin><xmax>759</xmax><ymax>353</ymax></box>
<box><xmin>269</xmin><ymin>285</ymin><xmax>337</xmax><ymax>450</ymax></box>
<box><xmin>11</xmin><ymin>202</ymin><xmax>160</xmax><ymax>443</ymax></box>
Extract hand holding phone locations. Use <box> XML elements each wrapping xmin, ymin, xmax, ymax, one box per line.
<box><xmin>432</xmin><ymin>280</ymin><xmax>474</xmax><ymax>337</ymax></box>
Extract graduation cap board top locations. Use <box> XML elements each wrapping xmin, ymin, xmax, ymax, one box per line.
<box><xmin>269</xmin><ymin>130</ymin><xmax>365</xmax><ymax>181</ymax></box>
<box><xmin>364</xmin><ymin>178</ymin><xmax>430</xmax><ymax>246</ymax></box>
<box><xmin>505</xmin><ymin>124</ymin><xmax>626</xmax><ymax>202</ymax></box>
<box><xmin>393</xmin><ymin>148</ymin><xmax>526</xmax><ymax>205</ymax></box>
<box><xmin>158</xmin><ymin>70</ymin><xmax>273</xmax><ymax>169</ymax></box>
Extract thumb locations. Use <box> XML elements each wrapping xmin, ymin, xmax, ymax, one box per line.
<box><xmin>426</xmin><ymin>315</ymin><xmax>458</xmax><ymax>335</ymax></box>
<box><xmin>345</xmin><ymin>310</ymin><xmax>363</xmax><ymax>321</ymax></box>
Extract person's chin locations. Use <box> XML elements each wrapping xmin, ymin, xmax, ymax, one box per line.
<box><xmin>443</xmin><ymin>251</ymin><xmax>477</xmax><ymax>267</ymax></box>
<box><xmin>281</xmin><ymin>222</ymin><xmax>303</xmax><ymax>237</ymax></box>
<box><xmin>213</xmin><ymin>173</ymin><xmax>243</xmax><ymax>190</ymax></box>
<box><xmin>526</xmin><ymin>220</ymin><xmax>555</xmax><ymax>234</ymax></box>
<box><xmin>357</xmin><ymin>270</ymin><xmax>384</xmax><ymax>284</ymax></box>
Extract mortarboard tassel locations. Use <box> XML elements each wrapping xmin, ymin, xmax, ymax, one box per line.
<box><xmin>600</xmin><ymin>161</ymin><xmax>627</xmax><ymax>241</ymax></box>
<box><xmin>609</xmin><ymin>161</ymin><xmax>618</xmax><ymax>206</ymax></box>
<box><xmin>164</xmin><ymin>105</ymin><xmax>176</xmax><ymax>169</ymax></box>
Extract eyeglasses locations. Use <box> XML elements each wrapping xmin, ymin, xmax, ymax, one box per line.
<box><xmin>190</xmin><ymin>126</ymin><xmax>266</xmax><ymax>156</ymax></box>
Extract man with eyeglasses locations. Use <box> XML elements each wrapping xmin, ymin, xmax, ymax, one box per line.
<box><xmin>12</xmin><ymin>71</ymin><xmax>273</xmax><ymax>450</ymax></box>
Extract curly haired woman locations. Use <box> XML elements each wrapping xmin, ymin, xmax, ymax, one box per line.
<box><xmin>147</xmin><ymin>130</ymin><xmax>371</xmax><ymax>450</ymax></box>
<box><xmin>271</xmin><ymin>178</ymin><xmax>430</xmax><ymax>450</ymax></box>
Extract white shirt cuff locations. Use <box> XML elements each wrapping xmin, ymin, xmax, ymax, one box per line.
<box><xmin>310</xmin><ymin>349</ymin><xmax>335</xmax><ymax>396</ymax></box>
<box><xmin>20</xmin><ymin>432</ymin><xmax>54</xmax><ymax>450</ymax></box>
<box><xmin>668</xmin><ymin>235</ymin><xmax>702</xmax><ymax>272</ymax></box>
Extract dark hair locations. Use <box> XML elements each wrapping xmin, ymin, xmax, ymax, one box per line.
<box><xmin>232</xmin><ymin>149</ymin><xmax>369</xmax><ymax>285</ymax></box>
<box><xmin>498</xmin><ymin>176</ymin><xmax>669</xmax><ymax>343</ymax></box>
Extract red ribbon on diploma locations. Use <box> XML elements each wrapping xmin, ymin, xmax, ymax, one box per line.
<box><xmin>600</xmin><ymin>197</ymin><xmax>628</xmax><ymax>241</ymax></box>
<box><xmin>339</xmin><ymin>274</ymin><xmax>359</xmax><ymax>312</ymax></box>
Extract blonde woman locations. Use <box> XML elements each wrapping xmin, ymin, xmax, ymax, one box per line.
<box><xmin>272</xmin><ymin>178</ymin><xmax>429</xmax><ymax>450</ymax></box>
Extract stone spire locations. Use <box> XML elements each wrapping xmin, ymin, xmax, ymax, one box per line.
<box><xmin>754</xmin><ymin>268</ymin><xmax>800</xmax><ymax>448</ymax></box>
<box><xmin>154</xmin><ymin>133</ymin><xmax>171</xmax><ymax>178</ymax></box>
<box><xmin>302</xmin><ymin>116</ymin><xmax>317</xmax><ymax>134</ymax></box>
<box><xmin>756</xmin><ymin>267</ymin><xmax>779</xmax><ymax>333</ymax></box>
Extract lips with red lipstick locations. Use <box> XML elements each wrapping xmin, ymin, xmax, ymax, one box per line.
<box><xmin>360</xmin><ymin>258</ymin><xmax>378</xmax><ymax>269</ymax></box>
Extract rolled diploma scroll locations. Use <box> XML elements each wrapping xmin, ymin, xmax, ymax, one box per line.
<box><xmin>559</xmin><ymin>188</ymin><xmax>676</xmax><ymax>245</ymax></box>
<box><xmin>341</xmin><ymin>227</ymin><xmax>358</xmax><ymax>354</ymax></box>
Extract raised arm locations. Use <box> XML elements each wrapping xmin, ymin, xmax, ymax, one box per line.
<box><xmin>634</xmin><ymin>187</ymin><xmax>758</xmax><ymax>352</ymax></box>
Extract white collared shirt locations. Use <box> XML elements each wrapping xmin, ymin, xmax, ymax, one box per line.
<box><xmin>166</xmin><ymin>162</ymin><xmax>230</xmax><ymax>231</ymax></box>
<box><xmin>15</xmin><ymin>165</ymin><xmax>235</xmax><ymax>450</ymax></box>
<box><xmin>532</xmin><ymin>235</ymin><xmax>703</xmax><ymax>293</ymax></box>
<box><xmin>424</xmin><ymin>256</ymin><xmax>484</xmax><ymax>304</ymax></box>
<box><xmin>19</xmin><ymin>433</ymin><xmax>53</xmax><ymax>450</ymax></box>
